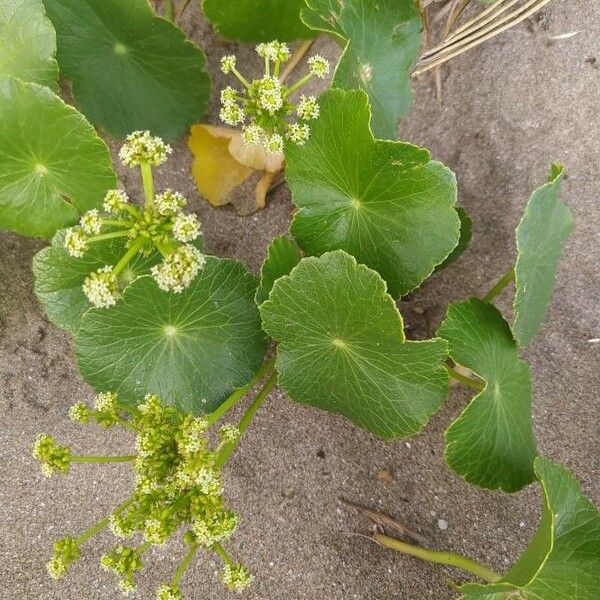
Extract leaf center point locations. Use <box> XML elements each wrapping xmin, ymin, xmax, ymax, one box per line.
<box><xmin>349</xmin><ymin>197</ymin><xmax>361</xmax><ymax>209</ymax></box>
<box><xmin>162</xmin><ymin>324</ymin><xmax>179</xmax><ymax>339</ymax></box>
<box><xmin>34</xmin><ymin>163</ymin><xmax>48</xmax><ymax>176</ymax></box>
<box><xmin>114</xmin><ymin>42</ymin><xmax>128</xmax><ymax>55</ymax></box>
<box><xmin>332</xmin><ymin>337</ymin><xmax>348</xmax><ymax>349</ymax></box>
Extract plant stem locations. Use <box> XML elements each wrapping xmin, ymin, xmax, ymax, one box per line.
<box><xmin>482</xmin><ymin>268</ymin><xmax>515</xmax><ymax>303</ymax></box>
<box><xmin>206</xmin><ymin>356</ymin><xmax>276</xmax><ymax>427</ymax></box>
<box><xmin>286</xmin><ymin>73</ymin><xmax>314</xmax><ymax>96</ymax></box>
<box><xmin>112</xmin><ymin>237</ymin><xmax>146</xmax><ymax>276</ymax></box>
<box><xmin>172</xmin><ymin>542</ymin><xmax>199</xmax><ymax>586</ymax></box>
<box><xmin>175</xmin><ymin>0</ymin><xmax>192</xmax><ymax>23</ymax></box>
<box><xmin>140</xmin><ymin>163</ymin><xmax>155</xmax><ymax>206</ymax></box>
<box><xmin>445</xmin><ymin>365</ymin><xmax>484</xmax><ymax>392</ymax></box>
<box><xmin>165</xmin><ymin>0</ymin><xmax>174</xmax><ymax>21</ymax></box>
<box><xmin>280</xmin><ymin>40</ymin><xmax>315</xmax><ymax>83</ymax></box>
<box><xmin>373</xmin><ymin>533</ymin><xmax>501</xmax><ymax>583</ymax></box>
<box><xmin>232</xmin><ymin>67</ymin><xmax>251</xmax><ymax>89</ymax></box>
<box><xmin>212</xmin><ymin>542</ymin><xmax>233</xmax><ymax>566</ymax></box>
<box><xmin>215</xmin><ymin>371</ymin><xmax>278</xmax><ymax>467</ymax></box>
<box><xmin>88</xmin><ymin>230</ymin><xmax>130</xmax><ymax>243</ymax></box>
<box><xmin>70</xmin><ymin>455</ymin><xmax>136</xmax><ymax>464</ymax></box>
<box><xmin>76</xmin><ymin>496</ymin><xmax>134</xmax><ymax>545</ymax></box>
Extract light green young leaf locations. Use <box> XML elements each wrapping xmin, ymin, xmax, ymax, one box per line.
<box><xmin>33</xmin><ymin>230</ymin><xmax>190</xmax><ymax>333</ymax></box>
<box><xmin>302</xmin><ymin>0</ymin><xmax>422</xmax><ymax>137</ymax></box>
<box><xmin>255</xmin><ymin>235</ymin><xmax>302</xmax><ymax>305</ymax></box>
<box><xmin>0</xmin><ymin>0</ymin><xmax>58</xmax><ymax>89</ymax></box>
<box><xmin>437</xmin><ymin>298</ymin><xmax>536</xmax><ymax>492</ymax></box>
<box><xmin>260</xmin><ymin>250</ymin><xmax>449</xmax><ymax>439</ymax></box>
<box><xmin>43</xmin><ymin>0</ymin><xmax>210</xmax><ymax>140</ymax></box>
<box><xmin>286</xmin><ymin>89</ymin><xmax>460</xmax><ymax>299</ymax></box>
<box><xmin>202</xmin><ymin>0</ymin><xmax>314</xmax><ymax>42</ymax></box>
<box><xmin>513</xmin><ymin>165</ymin><xmax>573</xmax><ymax>347</ymax></box>
<box><xmin>0</xmin><ymin>78</ymin><xmax>116</xmax><ymax>238</ymax></box>
<box><xmin>460</xmin><ymin>457</ymin><xmax>600</xmax><ymax>599</ymax></box>
<box><xmin>75</xmin><ymin>258</ymin><xmax>267</xmax><ymax>413</ymax></box>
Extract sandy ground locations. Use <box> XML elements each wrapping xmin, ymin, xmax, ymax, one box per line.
<box><xmin>1</xmin><ymin>1</ymin><xmax>599</xmax><ymax>598</ymax></box>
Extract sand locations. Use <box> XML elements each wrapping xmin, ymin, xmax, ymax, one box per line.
<box><xmin>1</xmin><ymin>1</ymin><xmax>598</xmax><ymax>598</ymax></box>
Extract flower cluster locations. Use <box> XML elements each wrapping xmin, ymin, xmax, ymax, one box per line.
<box><xmin>64</xmin><ymin>132</ymin><xmax>205</xmax><ymax>308</ymax></box>
<box><xmin>219</xmin><ymin>41</ymin><xmax>329</xmax><ymax>154</ymax></box>
<box><xmin>34</xmin><ymin>392</ymin><xmax>250</xmax><ymax>598</ymax></box>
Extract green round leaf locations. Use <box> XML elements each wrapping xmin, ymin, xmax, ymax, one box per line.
<box><xmin>255</xmin><ymin>235</ymin><xmax>302</xmax><ymax>305</ymax></box>
<box><xmin>514</xmin><ymin>164</ymin><xmax>573</xmax><ymax>348</ymax></box>
<box><xmin>43</xmin><ymin>0</ymin><xmax>211</xmax><ymax>140</ymax></box>
<box><xmin>0</xmin><ymin>78</ymin><xmax>116</xmax><ymax>238</ymax></box>
<box><xmin>203</xmin><ymin>0</ymin><xmax>314</xmax><ymax>42</ymax></box>
<box><xmin>0</xmin><ymin>0</ymin><xmax>58</xmax><ymax>89</ymax></box>
<box><xmin>33</xmin><ymin>230</ymin><xmax>178</xmax><ymax>333</ymax></box>
<box><xmin>260</xmin><ymin>250</ymin><xmax>449</xmax><ymax>439</ymax></box>
<box><xmin>302</xmin><ymin>0</ymin><xmax>422</xmax><ymax>138</ymax></box>
<box><xmin>75</xmin><ymin>258</ymin><xmax>268</xmax><ymax>413</ymax></box>
<box><xmin>461</xmin><ymin>457</ymin><xmax>600</xmax><ymax>599</ymax></box>
<box><xmin>437</xmin><ymin>298</ymin><xmax>537</xmax><ymax>492</ymax></box>
<box><xmin>286</xmin><ymin>89</ymin><xmax>460</xmax><ymax>299</ymax></box>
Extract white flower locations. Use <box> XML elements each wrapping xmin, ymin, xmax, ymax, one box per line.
<box><xmin>82</xmin><ymin>266</ymin><xmax>119</xmax><ymax>308</ymax></box>
<box><xmin>220</xmin><ymin>424</ymin><xmax>240</xmax><ymax>443</ymax></box>
<box><xmin>154</xmin><ymin>190</ymin><xmax>187</xmax><ymax>216</ymax></box>
<box><xmin>256</xmin><ymin>42</ymin><xmax>278</xmax><ymax>61</ymax></box>
<box><xmin>242</xmin><ymin>124</ymin><xmax>264</xmax><ymax>146</ymax></box>
<box><xmin>308</xmin><ymin>54</ymin><xmax>330</xmax><ymax>78</ymax></box>
<box><xmin>64</xmin><ymin>227</ymin><xmax>88</xmax><ymax>257</ymax></box>
<box><xmin>195</xmin><ymin>467</ymin><xmax>222</xmax><ymax>495</ymax></box>
<box><xmin>265</xmin><ymin>133</ymin><xmax>284</xmax><ymax>155</ymax></box>
<box><xmin>221</xmin><ymin>563</ymin><xmax>253</xmax><ymax>592</ymax></box>
<box><xmin>79</xmin><ymin>209</ymin><xmax>102</xmax><ymax>235</ymax></box>
<box><xmin>220</xmin><ymin>86</ymin><xmax>239</xmax><ymax>104</ymax></box>
<box><xmin>118</xmin><ymin>579</ymin><xmax>137</xmax><ymax>596</ymax></box>
<box><xmin>94</xmin><ymin>391</ymin><xmax>118</xmax><ymax>412</ymax></box>
<box><xmin>119</xmin><ymin>130</ymin><xmax>172</xmax><ymax>167</ymax></box>
<box><xmin>103</xmin><ymin>189</ymin><xmax>129</xmax><ymax>214</ymax></box>
<box><xmin>220</xmin><ymin>55</ymin><xmax>237</xmax><ymax>74</ymax></box>
<box><xmin>151</xmin><ymin>244</ymin><xmax>206</xmax><ymax>293</ymax></box>
<box><xmin>156</xmin><ymin>584</ymin><xmax>183</xmax><ymax>600</ymax></box>
<box><xmin>68</xmin><ymin>402</ymin><xmax>90</xmax><ymax>424</ymax></box>
<box><xmin>257</xmin><ymin>76</ymin><xmax>284</xmax><ymax>114</ymax></box>
<box><xmin>297</xmin><ymin>95</ymin><xmax>320</xmax><ymax>120</ymax></box>
<box><xmin>287</xmin><ymin>123</ymin><xmax>310</xmax><ymax>145</ymax></box>
<box><xmin>219</xmin><ymin>102</ymin><xmax>245</xmax><ymax>126</ymax></box>
<box><xmin>172</xmin><ymin>213</ymin><xmax>201</xmax><ymax>243</ymax></box>
<box><xmin>46</xmin><ymin>557</ymin><xmax>67</xmax><ymax>579</ymax></box>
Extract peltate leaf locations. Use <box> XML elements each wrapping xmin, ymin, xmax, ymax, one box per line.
<box><xmin>302</xmin><ymin>0</ymin><xmax>422</xmax><ymax>137</ymax></box>
<box><xmin>286</xmin><ymin>89</ymin><xmax>460</xmax><ymax>299</ymax></box>
<box><xmin>437</xmin><ymin>298</ymin><xmax>537</xmax><ymax>492</ymax></box>
<box><xmin>255</xmin><ymin>235</ymin><xmax>302</xmax><ymax>305</ymax></box>
<box><xmin>75</xmin><ymin>258</ymin><xmax>267</xmax><ymax>413</ymax></box>
<box><xmin>460</xmin><ymin>457</ymin><xmax>600</xmax><ymax>599</ymax></box>
<box><xmin>0</xmin><ymin>0</ymin><xmax>58</xmax><ymax>89</ymax></box>
<box><xmin>513</xmin><ymin>165</ymin><xmax>573</xmax><ymax>347</ymax></box>
<box><xmin>260</xmin><ymin>250</ymin><xmax>449</xmax><ymax>439</ymax></box>
<box><xmin>0</xmin><ymin>78</ymin><xmax>116</xmax><ymax>238</ymax></box>
<box><xmin>202</xmin><ymin>0</ymin><xmax>314</xmax><ymax>42</ymax></box>
<box><xmin>43</xmin><ymin>0</ymin><xmax>211</xmax><ymax>139</ymax></box>
<box><xmin>33</xmin><ymin>230</ymin><xmax>193</xmax><ymax>333</ymax></box>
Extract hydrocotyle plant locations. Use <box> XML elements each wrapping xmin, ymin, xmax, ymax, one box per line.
<box><xmin>1</xmin><ymin>1</ymin><xmax>596</xmax><ymax>598</ymax></box>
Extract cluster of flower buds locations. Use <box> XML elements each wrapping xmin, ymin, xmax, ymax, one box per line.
<box><xmin>34</xmin><ymin>392</ymin><xmax>252</xmax><ymax>598</ymax></box>
<box><xmin>219</xmin><ymin>41</ymin><xmax>329</xmax><ymax>154</ymax></box>
<box><xmin>64</xmin><ymin>131</ymin><xmax>206</xmax><ymax>308</ymax></box>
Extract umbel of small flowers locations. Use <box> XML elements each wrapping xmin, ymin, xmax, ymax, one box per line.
<box><xmin>63</xmin><ymin>131</ymin><xmax>206</xmax><ymax>308</ymax></box>
<box><xmin>219</xmin><ymin>41</ymin><xmax>329</xmax><ymax>154</ymax></box>
<box><xmin>33</xmin><ymin>392</ymin><xmax>252</xmax><ymax>598</ymax></box>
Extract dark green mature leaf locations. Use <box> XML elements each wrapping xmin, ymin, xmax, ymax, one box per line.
<box><xmin>33</xmin><ymin>231</ymin><xmax>166</xmax><ymax>333</ymax></box>
<box><xmin>436</xmin><ymin>206</ymin><xmax>472</xmax><ymax>270</ymax></box>
<box><xmin>43</xmin><ymin>0</ymin><xmax>210</xmax><ymax>139</ymax></box>
<box><xmin>286</xmin><ymin>89</ymin><xmax>460</xmax><ymax>299</ymax></box>
<box><xmin>0</xmin><ymin>78</ymin><xmax>116</xmax><ymax>238</ymax></box>
<box><xmin>203</xmin><ymin>0</ymin><xmax>314</xmax><ymax>42</ymax></box>
<box><xmin>437</xmin><ymin>299</ymin><xmax>536</xmax><ymax>492</ymax></box>
<box><xmin>513</xmin><ymin>165</ymin><xmax>573</xmax><ymax>348</ymax></box>
<box><xmin>75</xmin><ymin>259</ymin><xmax>267</xmax><ymax>413</ymax></box>
<box><xmin>302</xmin><ymin>0</ymin><xmax>422</xmax><ymax>137</ymax></box>
<box><xmin>0</xmin><ymin>0</ymin><xmax>58</xmax><ymax>89</ymax></box>
<box><xmin>461</xmin><ymin>457</ymin><xmax>600</xmax><ymax>599</ymax></box>
<box><xmin>260</xmin><ymin>250</ymin><xmax>449</xmax><ymax>439</ymax></box>
<box><xmin>255</xmin><ymin>235</ymin><xmax>302</xmax><ymax>305</ymax></box>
